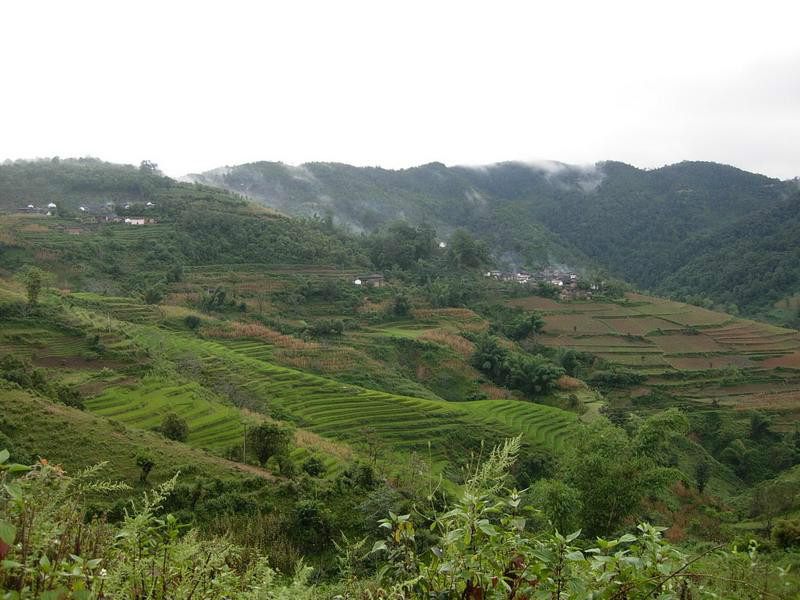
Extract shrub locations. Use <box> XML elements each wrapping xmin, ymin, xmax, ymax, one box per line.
<box><xmin>772</xmin><ymin>518</ymin><xmax>800</xmax><ymax>549</ymax></box>
<box><xmin>184</xmin><ymin>314</ymin><xmax>201</xmax><ymax>330</ymax></box>
<box><xmin>159</xmin><ymin>412</ymin><xmax>189</xmax><ymax>442</ymax></box>
<box><xmin>301</xmin><ymin>456</ymin><xmax>326</xmax><ymax>478</ymax></box>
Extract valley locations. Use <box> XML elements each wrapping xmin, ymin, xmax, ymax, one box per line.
<box><xmin>1</xmin><ymin>158</ymin><xmax>799</xmax><ymax>595</ymax></box>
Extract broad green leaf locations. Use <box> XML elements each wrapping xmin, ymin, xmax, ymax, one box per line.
<box><xmin>6</xmin><ymin>464</ymin><xmax>31</xmax><ymax>474</ymax></box>
<box><xmin>2</xmin><ymin>559</ymin><xmax>23</xmax><ymax>569</ymax></box>
<box><xmin>3</xmin><ymin>483</ymin><xmax>22</xmax><ymax>502</ymax></box>
<box><xmin>477</xmin><ymin>520</ymin><xmax>498</xmax><ymax>537</ymax></box>
<box><xmin>0</xmin><ymin>520</ymin><xmax>16</xmax><ymax>545</ymax></box>
<box><xmin>566</xmin><ymin>529</ymin><xmax>582</xmax><ymax>542</ymax></box>
<box><xmin>0</xmin><ymin>449</ymin><xmax>9</xmax><ymax>463</ymax></box>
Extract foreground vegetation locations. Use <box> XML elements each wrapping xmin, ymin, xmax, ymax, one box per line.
<box><xmin>2</xmin><ymin>439</ymin><xmax>798</xmax><ymax>599</ymax></box>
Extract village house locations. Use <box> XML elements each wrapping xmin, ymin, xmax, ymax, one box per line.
<box><xmin>354</xmin><ymin>274</ymin><xmax>385</xmax><ymax>288</ymax></box>
<box><xmin>123</xmin><ymin>217</ymin><xmax>156</xmax><ymax>225</ymax></box>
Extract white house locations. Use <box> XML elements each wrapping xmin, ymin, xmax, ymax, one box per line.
<box><xmin>47</xmin><ymin>202</ymin><xmax>57</xmax><ymax>209</ymax></box>
<box><xmin>124</xmin><ymin>217</ymin><xmax>146</xmax><ymax>225</ymax></box>
<box><xmin>353</xmin><ymin>278</ymin><xmax>362</xmax><ymax>286</ymax></box>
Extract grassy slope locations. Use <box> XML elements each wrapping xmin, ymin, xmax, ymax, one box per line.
<box><xmin>0</xmin><ymin>386</ymin><xmax>267</xmax><ymax>487</ymax></box>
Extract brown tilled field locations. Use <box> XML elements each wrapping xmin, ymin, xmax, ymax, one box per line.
<box><xmin>541</xmin><ymin>314</ymin><xmax>614</xmax><ymax>335</ymax></box>
<box><xmin>602</xmin><ymin>316</ymin><xmax>681</xmax><ymax>336</ymax></box>
<box><xmin>652</xmin><ymin>334</ymin><xmax>725</xmax><ymax>353</ymax></box>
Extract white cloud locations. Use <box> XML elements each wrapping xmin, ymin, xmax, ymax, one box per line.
<box><xmin>0</xmin><ymin>0</ymin><xmax>798</xmax><ymax>178</ymax></box>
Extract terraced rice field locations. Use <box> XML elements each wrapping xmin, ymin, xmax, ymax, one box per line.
<box><xmin>86</xmin><ymin>380</ymin><xmax>245</xmax><ymax>452</ymax></box>
<box><xmin>460</xmin><ymin>400</ymin><xmax>579</xmax><ymax>451</ymax></box>
<box><xmin>652</xmin><ymin>334</ymin><xmax>724</xmax><ymax>353</ymax></box>
<box><xmin>125</xmin><ymin>326</ymin><xmax>580</xmax><ymax>461</ymax></box>
<box><xmin>659</xmin><ymin>308</ymin><xmax>730</xmax><ymax>327</ymax></box>
<box><xmin>541</xmin><ymin>314</ymin><xmax>613</xmax><ymax>335</ymax></box>
<box><xmin>665</xmin><ymin>355</ymin><xmax>755</xmax><ymax>370</ymax></box>
<box><xmin>761</xmin><ymin>351</ymin><xmax>800</xmax><ymax>369</ymax></box>
<box><xmin>0</xmin><ymin>321</ymin><xmax>91</xmax><ymax>361</ymax></box>
<box><xmin>69</xmin><ymin>292</ymin><xmax>160</xmax><ymax>323</ymax></box>
<box><xmin>601</xmin><ymin>316</ymin><xmax>681</xmax><ymax>336</ymax></box>
<box><xmin>518</xmin><ymin>293</ymin><xmax>800</xmax><ymax>389</ymax></box>
<box><xmin>175</xmin><ymin>264</ymin><xmax>360</xmax><ymax>295</ymax></box>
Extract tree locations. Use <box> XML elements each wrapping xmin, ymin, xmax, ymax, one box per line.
<box><xmin>139</xmin><ymin>160</ymin><xmax>159</xmax><ymax>175</ymax></box>
<box><xmin>446</xmin><ymin>229</ymin><xmax>488</xmax><ymax>268</ymax></box>
<box><xmin>135</xmin><ymin>454</ymin><xmax>154</xmax><ymax>483</ymax></box>
<box><xmin>159</xmin><ymin>413</ymin><xmax>188</xmax><ymax>442</ymax></box>
<box><xmin>142</xmin><ymin>285</ymin><xmax>164</xmax><ymax>305</ymax></box>
<box><xmin>471</xmin><ymin>334</ymin><xmax>510</xmax><ymax>383</ymax></box>
<box><xmin>531</xmin><ymin>479</ymin><xmax>583</xmax><ymax>534</ymax></box>
<box><xmin>165</xmin><ymin>264</ymin><xmax>183</xmax><ymax>283</ymax></box>
<box><xmin>247</xmin><ymin>422</ymin><xmax>292</xmax><ymax>467</ymax></box>
<box><xmin>503</xmin><ymin>311</ymin><xmax>544</xmax><ymax>340</ymax></box>
<box><xmin>772</xmin><ymin>518</ymin><xmax>800</xmax><ymax>549</ymax></box>
<box><xmin>16</xmin><ymin>266</ymin><xmax>47</xmax><ymax>307</ymax></box>
<box><xmin>695</xmin><ymin>461</ymin><xmax>710</xmax><ymax>494</ymax></box>
<box><xmin>184</xmin><ymin>315</ymin><xmax>201</xmax><ymax>330</ymax></box>
<box><xmin>631</xmin><ymin>408</ymin><xmax>689</xmax><ymax>466</ymax></box>
<box><xmin>564</xmin><ymin>420</ymin><xmax>679</xmax><ymax>537</ymax></box>
<box><xmin>302</xmin><ymin>456</ymin><xmax>326</xmax><ymax>477</ymax></box>
<box><xmin>392</xmin><ymin>293</ymin><xmax>411</xmax><ymax>317</ymax></box>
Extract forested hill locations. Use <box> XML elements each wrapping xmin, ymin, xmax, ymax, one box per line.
<box><xmin>658</xmin><ymin>191</ymin><xmax>800</xmax><ymax>322</ymax></box>
<box><xmin>0</xmin><ymin>158</ymin><xmax>370</xmax><ymax>295</ymax></box>
<box><xmin>189</xmin><ymin>159</ymin><xmax>799</xmax><ymax>323</ymax></box>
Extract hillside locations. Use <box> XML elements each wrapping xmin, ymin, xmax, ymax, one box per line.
<box><xmin>0</xmin><ymin>159</ymin><xmax>368</xmax><ymax>296</ymax></box>
<box><xmin>189</xmin><ymin>159</ymin><xmax>799</xmax><ymax>323</ymax></box>
<box><xmin>658</xmin><ymin>192</ymin><xmax>800</xmax><ymax>321</ymax></box>
<box><xmin>2</xmin><ymin>158</ymin><xmax>800</xmax><ymax>580</ymax></box>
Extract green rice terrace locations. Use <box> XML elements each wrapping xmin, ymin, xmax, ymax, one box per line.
<box><xmin>0</xmin><ymin>281</ymin><xmax>584</xmax><ymax>482</ymax></box>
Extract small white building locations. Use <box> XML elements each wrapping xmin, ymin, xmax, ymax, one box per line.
<box><xmin>353</xmin><ymin>278</ymin><xmax>362</xmax><ymax>286</ymax></box>
<box><xmin>47</xmin><ymin>202</ymin><xmax>57</xmax><ymax>209</ymax></box>
<box><xmin>438</xmin><ymin>241</ymin><xmax>447</xmax><ymax>249</ymax></box>
<box><xmin>124</xmin><ymin>217</ymin><xmax>146</xmax><ymax>225</ymax></box>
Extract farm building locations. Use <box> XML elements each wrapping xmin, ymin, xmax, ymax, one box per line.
<box><xmin>123</xmin><ymin>217</ymin><xmax>156</xmax><ymax>225</ymax></box>
<box><xmin>354</xmin><ymin>274</ymin><xmax>385</xmax><ymax>287</ymax></box>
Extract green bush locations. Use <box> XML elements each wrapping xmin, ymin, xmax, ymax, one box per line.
<box><xmin>772</xmin><ymin>518</ymin><xmax>800</xmax><ymax>549</ymax></box>
<box><xmin>301</xmin><ymin>456</ymin><xmax>326</xmax><ymax>478</ymax></box>
<box><xmin>159</xmin><ymin>412</ymin><xmax>189</xmax><ymax>442</ymax></box>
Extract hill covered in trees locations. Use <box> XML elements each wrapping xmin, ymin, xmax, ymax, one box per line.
<box><xmin>189</xmin><ymin>159</ymin><xmax>800</xmax><ymax>324</ymax></box>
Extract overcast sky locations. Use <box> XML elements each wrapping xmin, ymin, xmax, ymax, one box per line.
<box><xmin>2</xmin><ymin>0</ymin><xmax>799</xmax><ymax>178</ymax></box>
